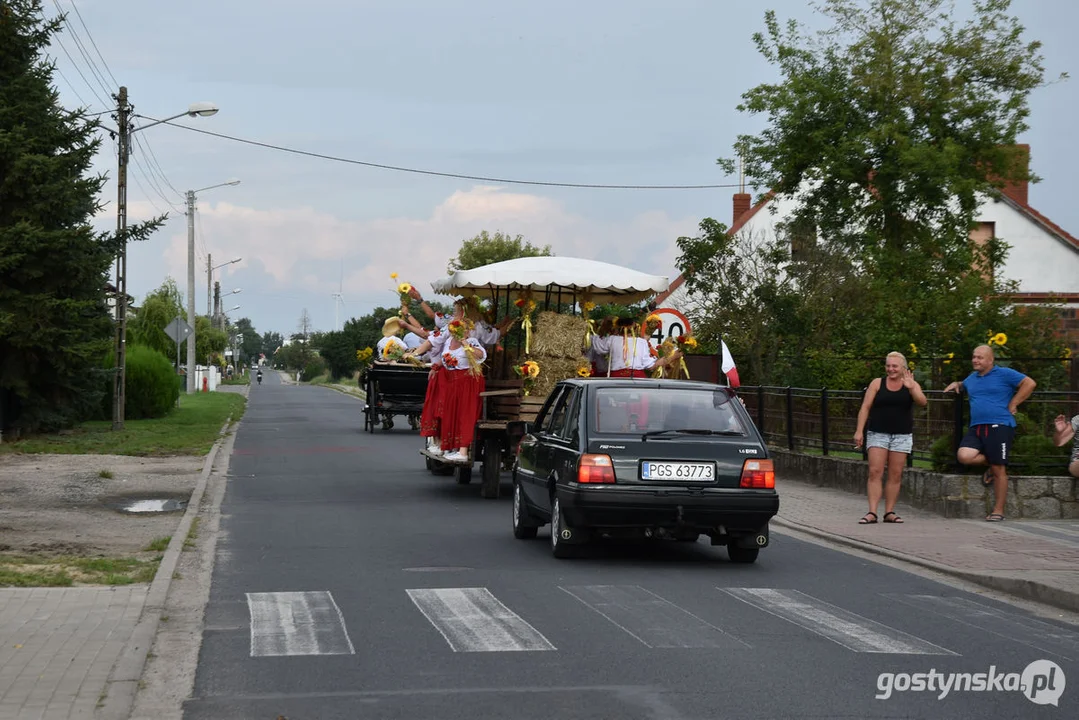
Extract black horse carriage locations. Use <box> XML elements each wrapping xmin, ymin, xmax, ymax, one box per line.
<box><xmin>361</xmin><ymin>361</ymin><xmax>430</xmax><ymax>432</ymax></box>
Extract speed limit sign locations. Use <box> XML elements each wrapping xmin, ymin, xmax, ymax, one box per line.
<box><xmin>645</xmin><ymin>307</ymin><xmax>691</xmax><ymax>345</ymax></box>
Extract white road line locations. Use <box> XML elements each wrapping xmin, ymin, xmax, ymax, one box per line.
<box><xmin>246</xmin><ymin>591</ymin><xmax>356</xmax><ymax>657</ymax></box>
<box><xmin>406</xmin><ymin>588</ymin><xmax>556</xmax><ymax>653</ymax></box>
<box><xmin>889</xmin><ymin>594</ymin><xmax>1079</xmax><ymax>661</ymax></box>
<box><xmin>561</xmin><ymin>585</ymin><xmax>749</xmax><ymax>649</ymax></box>
<box><xmin>721</xmin><ymin>588</ymin><xmax>956</xmax><ymax>655</ymax></box>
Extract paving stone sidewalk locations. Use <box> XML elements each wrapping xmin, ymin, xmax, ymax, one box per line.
<box><xmin>774</xmin><ymin>475</ymin><xmax>1079</xmax><ymax>613</ymax></box>
<box><xmin>0</xmin><ymin>587</ymin><xmax>145</xmax><ymax>719</ymax></box>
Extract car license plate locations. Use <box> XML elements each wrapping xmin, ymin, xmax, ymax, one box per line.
<box><xmin>640</xmin><ymin>461</ymin><xmax>715</xmax><ymax>481</ymax></box>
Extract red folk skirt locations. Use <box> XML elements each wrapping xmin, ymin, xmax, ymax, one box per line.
<box><xmin>609</xmin><ymin>368</ymin><xmax>649</xmax><ymax>378</ymax></box>
<box><xmin>419</xmin><ymin>366</ymin><xmax>445</xmax><ymax>438</ymax></box>
<box><xmin>439</xmin><ymin>370</ymin><xmax>485</xmax><ymax>452</ymax></box>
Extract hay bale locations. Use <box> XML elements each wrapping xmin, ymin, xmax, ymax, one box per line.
<box><xmin>528</xmin><ymin>354</ymin><xmax>585</xmax><ymax>397</ymax></box>
<box><xmin>530</xmin><ymin>312</ymin><xmax>589</xmax><ymax>359</ymax></box>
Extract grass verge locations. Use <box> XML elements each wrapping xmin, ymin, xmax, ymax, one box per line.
<box><xmin>221</xmin><ymin>374</ymin><xmax>251</xmax><ymax>386</ymax></box>
<box><xmin>0</xmin><ymin>392</ymin><xmax>246</xmax><ymax>456</ymax></box>
<box><xmin>0</xmin><ymin>553</ymin><xmax>161</xmax><ymax>587</ymax></box>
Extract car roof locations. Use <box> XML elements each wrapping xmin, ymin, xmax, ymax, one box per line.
<box><xmin>559</xmin><ymin>378</ymin><xmax>735</xmax><ymax>395</ymax></box>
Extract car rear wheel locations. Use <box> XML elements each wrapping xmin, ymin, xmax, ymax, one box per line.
<box><xmin>549</xmin><ymin>496</ymin><xmax>579</xmax><ymax>559</ymax></box>
<box><xmin>512</xmin><ymin>480</ymin><xmax>538</xmax><ymax>540</ymax></box>
<box><xmin>727</xmin><ymin>544</ymin><xmax>760</xmax><ymax>564</ymax></box>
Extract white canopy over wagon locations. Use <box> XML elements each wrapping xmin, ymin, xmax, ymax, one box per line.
<box><xmin>430</xmin><ymin>256</ymin><xmax>669</xmax><ymax>305</ymax></box>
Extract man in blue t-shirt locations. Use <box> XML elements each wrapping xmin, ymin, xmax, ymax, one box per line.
<box><xmin>944</xmin><ymin>345</ymin><xmax>1036</xmax><ymax>522</ymax></box>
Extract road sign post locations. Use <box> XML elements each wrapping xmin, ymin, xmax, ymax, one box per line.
<box><xmin>164</xmin><ymin>317</ymin><xmax>195</xmax><ymax>403</ymax></box>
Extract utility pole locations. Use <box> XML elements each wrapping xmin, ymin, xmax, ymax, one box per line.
<box><xmin>214</xmin><ymin>281</ymin><xmax>221</xmax><ymax>329</ymax></box>
<box><xmin>206</xmin><ymin>253</ymin><xmax>212</xmax><ymax>318</ymax></box>
<box><xmin>186</xmin><ymin>191</ymin><xmax>197</xmax><ymax>393</ymax></box>
<box><xmin>111</xmin><ymin>87</ymin><xmax>131</xmax><ymax>431</ymax></box>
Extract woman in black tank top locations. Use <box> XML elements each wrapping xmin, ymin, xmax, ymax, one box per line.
<box><xmin>853</xmin><ymin>352</ymin><xmax>928</xmax><ymax>524</ymax></box>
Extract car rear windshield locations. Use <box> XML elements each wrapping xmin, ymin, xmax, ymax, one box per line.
<box><xmin>592</xmin><ymin>387</ymin><xmax>746</xmax><ymax>435</ymax></box>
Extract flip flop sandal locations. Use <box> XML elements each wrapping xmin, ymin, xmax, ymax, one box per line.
<box><xmin>883</xmin><ymin>512</ymin><xmax>904</xmax><ymax>523</ymax></box>
<box><xmin>981</xmin><ymin>469</ymin><xmax>994</xmax><ymax>487</ymax></box>
<box><xmin>858</xmin><ymin>512</ymin><xmax>878</xmax><ymax>524</ymax></box>
<box><xmin>986</xmin><ymin>513</ymin><xmax>1005</xmax><ymax>522</ymax></box>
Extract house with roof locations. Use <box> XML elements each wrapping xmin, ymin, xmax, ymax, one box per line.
<box><xmin>656</xmin><ymin>145</ymin><xmax>1079</xmax><ymax>357</ymax></box>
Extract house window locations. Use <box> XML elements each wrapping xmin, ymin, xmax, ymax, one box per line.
<box><xmin>969</xmin><ymin>221</ymin><xmax>995</xmax><ymax>281</ymax></box>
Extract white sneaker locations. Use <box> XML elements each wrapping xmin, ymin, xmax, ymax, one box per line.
<box><xmin>442</xmin><ymin>451</ymin><xmax>469</xmax><ymax>463</ymax></box>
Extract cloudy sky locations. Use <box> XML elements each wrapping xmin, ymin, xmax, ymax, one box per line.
<box><xmin>48</xmin><ymin>0</ymin><xmax>1078</xmax><ymax>338</ymax></box>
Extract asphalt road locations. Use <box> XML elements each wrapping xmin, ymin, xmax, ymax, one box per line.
<box><xmin>184</xmin><ymin>372</ymin><xmax>1078</xmax><ymax>719</ymax></box>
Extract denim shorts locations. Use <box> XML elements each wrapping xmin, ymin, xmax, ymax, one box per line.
<box><xmin>866</xmin><ymin>431</ymin><xmax>913</xmax><ymax>454</ymax></box>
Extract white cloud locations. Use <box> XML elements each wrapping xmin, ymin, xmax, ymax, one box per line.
<box><xmin>156</xmin><ymin>185</ymin><xmax>696</xmax><ymax>322</ymax></box>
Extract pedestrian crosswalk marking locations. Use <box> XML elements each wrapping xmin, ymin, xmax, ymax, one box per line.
<box><xmin>890</xmin><ymin>594</ymin><xmax>1079</xmax><ymax>661</ymax></box>
<box><xmin>246</xmin><ymin>591</ymin><xmax>355</xmax><ymax>657</ymax></box>
<box><xmin>561</xmin><ymin>584</ymin><xmax>750</xmax><ymax>649</ymax></box>
<box><xmin>406</xmin><ymin>587</ymin><xmax>556</xmax><ymax>652</ymax></box>
<box><xmin>721</xmin><ymin>588</ymin><xmax>957</xmax><ymax>655</ymax></box>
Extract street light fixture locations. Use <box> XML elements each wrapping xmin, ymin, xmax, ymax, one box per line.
<box><xmin>207</xmin><ymin>256</ymin><xmax>242</xmax><ymax>317</ymax></box>
<box><xmin>111</xmin><ymin>87</ymin><xmax>219</xmax><ymax>430</ymax></box>
<box><xmin>186</xmin><ymin>180</ymin><xmax>240</xmax><ymax>394</ymax></box>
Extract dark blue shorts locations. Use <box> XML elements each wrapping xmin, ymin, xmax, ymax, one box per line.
<box><xmin>960</xmin><ymin>424</ymin><xmax>1016</xmax><ymax>466</ymax></box>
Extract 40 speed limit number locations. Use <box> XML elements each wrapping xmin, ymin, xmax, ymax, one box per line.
<box><xmin>645</xmin><ymin>307</ymin><xmax>691</xmax><ymax>345</ymax></box>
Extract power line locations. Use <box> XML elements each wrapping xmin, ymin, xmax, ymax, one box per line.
<box><xmin>52</xmin><ymin>0</ymin><xmax>113</xmax><ymax>101</ymax></box>
<box><xmin>146</xmin><ymin>118</ymin><xmax>738</xmax><ymax>190</ymax></box>
<box><xmin>63</xmin><ymin>0</ymin><xmax>119</xmax><ymax>88</ymax></box>
<box><xmin>51</xmin><ymin>63</ymin><xmax>94</xmax><ymax>110</ymax></box>
<box><xmin>49</xmin><ymin>32</ymin><xmax>109</xmax><ymax>108</ymax></box>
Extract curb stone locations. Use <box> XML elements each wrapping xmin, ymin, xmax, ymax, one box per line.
<box><xmin>96</xmin><ymin>393</ymin><xmax>245</xmax><ymax>720</ymax></box>
<box><xmin>771</xmin><ymin>516</ymin><xmax>1079</xmax><ymax>614</ymax></box>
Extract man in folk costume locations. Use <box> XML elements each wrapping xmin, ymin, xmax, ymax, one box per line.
<box><xmin>438</xmin><ymin>316</ymin><xmax>488</xmax><ymax>463</ymax></box>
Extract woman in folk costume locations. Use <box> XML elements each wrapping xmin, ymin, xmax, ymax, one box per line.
<box><xmin>406</xmin><ymin>302</ymin><xmax>465</xmax><ymax>456</ymax></box>
<box><xmin>438</xmin><ymin>316</ymin><xmax>488</xmax><ymax>463</ymax></box>
<box><xmin>588</xmin><ymin>314</ymin><xmax>682</xmax><ymax>378</ymax></box>
<box><xmin>376</xmin><ymin>317</ymin><xmax>409</xmax><ymax>360</ymax></box>
<box><xmin>585</xmin><ymin>315</ymin><xmax>618</xmax><ymax>376</ymax></box>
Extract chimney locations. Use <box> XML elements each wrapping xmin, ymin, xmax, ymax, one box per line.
<box><xmin>733</xmin><ymin>193</ymin><xmax>751</xmax><ymax>226</ymax></box>
<box><xmin>997</xmin><ymin>144</ymin><xmax>1030</xmax><ymax>206</ymax></box>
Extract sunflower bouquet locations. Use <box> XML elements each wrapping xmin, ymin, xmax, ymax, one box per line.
<box><xmin>381</xmin><ymin>341</ymin><xmax>407</xmax><ymax>363</ymax></box>
<box><xmin>513</xmin><ymin>359</ymin><xmax>541</xmax><ymax>395</ymax></box>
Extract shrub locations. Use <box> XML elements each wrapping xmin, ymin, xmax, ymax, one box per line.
<box><xmin>302</xmin><ymin>356</ymin><xmax>327</xmax><ymax>381</ymax></box>
<box><xmin>930</xmin><ymin>434</ymin><xmax>954</xmax><ymax>472</ymax></box>
<box><xmin>930</xmin><ymin>414</ymin><xmax>1071</xmax><ymax>476</ymax></box>
<box><xmin>102</xmin><ymin>344</ymin><xmax>180</xmax><ymax>420</ymax></box>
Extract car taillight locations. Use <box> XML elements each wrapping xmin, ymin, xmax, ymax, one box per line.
<box><xmin>739</xmin><ymin>459</ymin><xmax>775</xmax><ymax>489</ymax></box>
<box><xmin>578</xmin><ymin>454</ymin><xmax>616</xmax><ymax>484</ymax></box>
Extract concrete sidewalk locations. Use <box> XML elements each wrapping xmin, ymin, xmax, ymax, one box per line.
<box><xmin>0</xmin><ymin>387</ymin><xmax>246</xmax><ymax>720</ymax></box>
<box><xmin>774</xmin><ymin>476</ymin><xmax>1079</xmax><ymax>614</ymax></box>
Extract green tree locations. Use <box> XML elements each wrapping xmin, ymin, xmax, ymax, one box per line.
<box><xmin>129</xmin><ymin>278</ymin><xmax>186</xmax><ymax>363</ymax></box>
<box><xmin>446</xmin><ymin>230</ymin><xmax>552</xmax><ymax>273</ymax></box>
<box><xmin>194</xmin><ymin>316</ymin><xmax>227</xmax><ymax>368</ymax></box>
<box><xmin>318</xmin><ymin>330</ymin><xmax>359</xmax><ymax>380</ymax></box>
<box><xmin>234</xmin><ymin>317</ymin><xmax>260</xmax><ymax>365</ymax></box>
<box><xmin>260</xmin><ymin>330</ymin><xmax>283</xmax><ymax>359</ymax></box>
<box><xmin>686</xmin><ymin>0</ymin><xmax>1068</xmax><ymax>386</ymax></box>
<box><xmin>0</xmin><ymin>2</ymin><xmax>163</xmax><ymax>434</ymax></box>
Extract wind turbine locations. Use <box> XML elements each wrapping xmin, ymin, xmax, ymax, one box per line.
<box><xmin>331</xmin><ymin>265</ymin><xmax>345</xmax><ymax>331</ymax></box>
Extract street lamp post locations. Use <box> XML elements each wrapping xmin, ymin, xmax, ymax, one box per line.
<box><xmin>207</xmin><ymin>255</ymin><xmax>242</xmax><ymax>319</ymax></box>
<box><xmin>112</xmin><ymin>89</ymin><xmax>219</xmax><ymax>429</ymax></box>
<box><xmin>186</xmin><ymin>180</ymin><xmax>240</xmax><ymax>394</ymax></box>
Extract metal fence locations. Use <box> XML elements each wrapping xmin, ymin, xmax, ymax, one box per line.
<box><xmin>740</xmin><ymin>385</ymin><xmax>1079</xmax><ymax>475</ymax></box>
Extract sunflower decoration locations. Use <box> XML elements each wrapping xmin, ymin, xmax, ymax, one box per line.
<box><xmin>985</xmin><ymin>330</ymin><xmax>1011</xmax><ymax>365</ymax></box>
<box><xmin>356</xmin><ymin>347</ymin><xmax>374</xmax><ymax>368</ymax></box>
<box><xmin>381</xmin><ymin>341</ymin><xmax>407</xmax><ymax>362</ymax></box>
<box><xmin>642</xmin><ymin>313</ymin><xmax>663</xmax><ymax>337</ymax></box>
<box><xmin>579</xmin><ymin>296</ymin><xmax>599</xmax><ymax>350</ymax></box>
<box><xmin>513</xmin><ymin>359</ymin><xmax>541</xmax><ymax>395</ymax></box>
<box><xmin>447</xmin><ymin>318</ymin><xmax>471</xmax><ymax>342</ymax></box>
<box><xmin>576</xmin><ymin>359</ymin><xmax>593</xmax><ymax>378</ymax></box>
<box><xmin>652</xmin><ymin>338</ymin><xmax>678</xmax><ymax>378</ymax></box>
<box><xmin>514</xmin><ymin>292</ymin><xmax>537</xmax><ymax>354</ymax></box>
